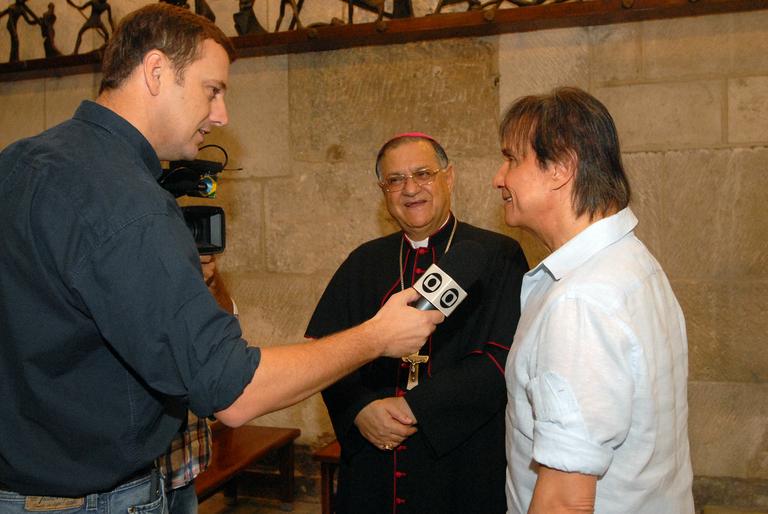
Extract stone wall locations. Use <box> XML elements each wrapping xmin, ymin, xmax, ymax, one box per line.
<box><xmin>1</xmin><ymin>2</ymin><xmax>767</xmax><ymax>509</ymax></box>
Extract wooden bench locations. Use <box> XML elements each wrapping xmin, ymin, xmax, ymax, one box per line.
<box><xmin>312</xmin><ymin>440</ymin><xmax>341</xmax><ymax>514</ymax></box>
<box><xmin>195</xmin><ymin>422</ymin><xmax>301</xmax><ymax>508</ymax></box>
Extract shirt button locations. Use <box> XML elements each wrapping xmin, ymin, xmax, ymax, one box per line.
<box><xmin>400</xmin><ymin>362</ymin><xmax>409</xmax><ymax>369</ymax></box>
<box><xmin>417</xmin><ymin>248</ymin><xmax>428</xmax><ymax>254</ymax></box>
<box><xmin>395</xmin><ymin>471</ymin><xmax>407</xmax><ymax>478</ymax></box>
<box><xmin>395</xmin><ymin>498</ymin><xmax>406</xmax><ymax>505</ymax></box>
<box><xmin>415</xmin><ymin>267</ymin><xmax>425</xmax><ymax>274</ymax></box>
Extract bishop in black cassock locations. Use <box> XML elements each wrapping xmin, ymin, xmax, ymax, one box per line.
<box><xmin>307</xmin><ymin>133</ymin><xmax>528</xmax><ymax>513</ymax></box>
<box><xmin>307</xmin><ymin>211</ymin><xmax>528</xmax><ymax>513</ymax></box>
<box><xmin>307</xmin><ymin>217</ymin><xmax>528</xmax><ymax>514</ymax></box>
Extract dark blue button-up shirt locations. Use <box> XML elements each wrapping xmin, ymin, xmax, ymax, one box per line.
<box><xmin>0</xmin><ymin>101</ymin><xmax>260</xmax><ymax>496</ymax></box>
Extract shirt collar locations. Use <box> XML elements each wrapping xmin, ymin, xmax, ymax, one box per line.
<box><xmin>72</xmin><ymin>100</ymin><xmax>163</xmax><ymax>181</ymax></box>
<box><xmin>403</xmin><ymin>213</ymin><xmax>454</xmax><ymax>249</ymax></box>
<box><xmin>532</xmin><ymin>207</ymin><xmax>638</xmax><ymax>281</ymax></box>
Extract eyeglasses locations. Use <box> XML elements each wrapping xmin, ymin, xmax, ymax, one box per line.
<box><xmin>379</xmin><ymin>167</ymin><xmax>446</xmax><ymax>192</ymax></box>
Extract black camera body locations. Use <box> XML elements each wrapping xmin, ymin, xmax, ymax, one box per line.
<box><xmin>159</xmin><ymin>156</ymin><xmax>227</xmax><ymax>255</ymax></box>
<box><xmin>182</xmin><ymin>205</ymin><xmax>225</xmax><ymax>255</ymax></box>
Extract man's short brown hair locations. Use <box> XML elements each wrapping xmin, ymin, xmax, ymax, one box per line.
<box><xmin>99</xmin><ymin>3</ymin><xmax>235</xmax><ymax>93</ymax></box>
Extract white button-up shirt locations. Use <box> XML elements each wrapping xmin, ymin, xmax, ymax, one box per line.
<box><xmin>505</xmin><ymin>208</ymin><xmax>694</xmax><ymax>514</ymax></box>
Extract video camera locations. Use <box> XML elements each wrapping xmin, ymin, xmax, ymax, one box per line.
<box><xmin>158</xmin><ymin>145</ymin><xmax>229</xmax><ymax>255</ymax></box>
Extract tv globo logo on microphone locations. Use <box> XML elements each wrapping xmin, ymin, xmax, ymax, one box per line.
<box><xmin>413</xmin><ymin>264</ymin><xmax>468</xmax><ymax>316</ymax></box>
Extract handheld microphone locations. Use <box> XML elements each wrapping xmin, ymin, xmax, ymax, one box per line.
<box><xmin>412</xmin><ymin>240</ymin><xmax>486</xmax><ymax>316</ymax></box>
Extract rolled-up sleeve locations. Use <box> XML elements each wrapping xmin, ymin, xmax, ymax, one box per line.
<box><xmin>527</xmin><ymin>294</ymin><xmax>635</xmax><ymax>476</ymax></box>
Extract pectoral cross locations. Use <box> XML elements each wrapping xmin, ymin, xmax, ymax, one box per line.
<box><xmin>402</xmin><ymin>353</ymin><xmax>429</xmax><ymax>390</ymax></box>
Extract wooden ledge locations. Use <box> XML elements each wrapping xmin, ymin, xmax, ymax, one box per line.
<box><xmin>0</xmin><ymin>0</ymin><xmax>765</xmax><ymax>82</ymax></box>
<box><xmin>195</xmin><ymin>423</ymin><xmax>301</xmax><ymax>503</ymax></box>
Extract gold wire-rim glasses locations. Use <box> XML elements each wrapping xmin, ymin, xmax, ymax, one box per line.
<box><xmin>378</xmin><ymin>167</ymin><xmax>447</xmax><ymax>193</ymax></box>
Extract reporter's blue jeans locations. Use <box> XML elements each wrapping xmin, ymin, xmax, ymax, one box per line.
<box><xmin>0</xmin><ymin>471</ymin><xmax>166</xmax><ymax>514</ymax></box>
<box><xmin>166</xmin><ymin>481</ymin><xmax>198</xmax><ymax>514</ymax></box>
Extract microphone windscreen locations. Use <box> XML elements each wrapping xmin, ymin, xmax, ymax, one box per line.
<box><xmin>436</xmin><ymin>240</ymin><xmax>487</xmax><ymax>289</ymax></box>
